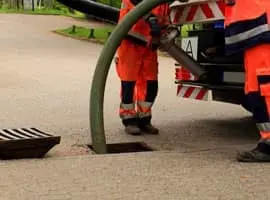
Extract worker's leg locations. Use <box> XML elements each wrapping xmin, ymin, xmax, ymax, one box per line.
<box><xmin>136</xmin><ymin>49</ymin><xmax>159</xmax><ymax>134</ymax></box>
<box><xmin>237</xmin><ymin>44</ymin><xmax>270</xmax><ymax>162</ymax></box>
<box><xmin>116</xmin><ymin>41</ymin><xmax>142</xmax><ymax>135</ymax></box>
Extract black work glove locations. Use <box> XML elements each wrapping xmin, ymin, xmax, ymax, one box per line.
<box><xmin>224</xmin><ymin>0</ymin><xmax>235</xmax><ymax>6</ymax></box>
<box><xmin>147</xmin><ymin>37</ymin><xmax>160</xmax><ymax>51</ymax></box>
<box><xmin>130</xmin><ymin>0</ymin><xmax>142</xmax><ymax>5</ymax></box>
<box><xmin>147</xmin><ymin>17</ymin><xmax>162</xmax><ymax>37</ymax></box>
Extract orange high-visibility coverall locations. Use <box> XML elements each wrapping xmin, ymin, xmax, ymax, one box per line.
<box><xmin>225</xmin><ymin>0</ymin><xmax>270</xmax><ymax>140</ymax></box>
<box><xmin>116</xmin><ymin>0</ymin><xmax>170</xmax><ymax>126</ymax></box>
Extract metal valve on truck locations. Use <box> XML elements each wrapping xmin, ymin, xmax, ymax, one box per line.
<box><xmin>158</xmin><ymin>26</ymin><xmax>208</xmax><ymax>82</ymax></box>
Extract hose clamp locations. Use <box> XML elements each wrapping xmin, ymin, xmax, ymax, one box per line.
<box><xmin>159</xmin><ymin>26</ymin><xmax>180</xmax><ymax>51</ymax></box>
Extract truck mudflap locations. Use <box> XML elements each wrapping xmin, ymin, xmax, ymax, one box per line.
<box><xmin>175</xmin><ymin>63</ymin><xmax>209</xmax><ymax>101</ymax></box>
<box><xmin>177</xmin><ymin>84</ymin><xmax>209</xmax><ymax>100</ymax></box>
<box><xmin>175</xmin><ymin>62</ymin><xmax>210</xmax><ymax>101</ymax></box>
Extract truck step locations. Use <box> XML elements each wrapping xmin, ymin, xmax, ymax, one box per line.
<box><xmin>175</xmin><ymin>80</ymin><xmax>243</xmax><ymax>90</ymax></box>
<box><xmin>0</xmin><ymin>128</ymin><xmax>61</xmax><ymax>159</ymax></box>
<box><xmin>175</xmin><ymin>62</ymin><xmax>243</xmax><ymax>71</ymax></box>
<box><xmin>200</xmin><ymin>63</ymin><xmax>243</xmax><ymax>71</ymax></box>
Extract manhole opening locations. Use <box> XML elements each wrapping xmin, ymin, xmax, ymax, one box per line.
<box><xmin>88</xmin><ymin>142</ymin><xmax>155</xmax><ymax>154</ymax></box>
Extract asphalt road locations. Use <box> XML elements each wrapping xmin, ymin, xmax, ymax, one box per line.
<box><xmin>0</xmin><ymin>14</ymin><xmax>268</xmax><ymax>200</ymax></box>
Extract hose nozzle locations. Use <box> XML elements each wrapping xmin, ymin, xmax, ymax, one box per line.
<box><xmin>159</xmin><ymin>27</ymin><xmax>207</xmax><ymax>80</ymax></box>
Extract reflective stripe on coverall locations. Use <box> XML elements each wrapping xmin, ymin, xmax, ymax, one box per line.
<box><xmin>224</xmin><ymin>0</ymin><xmax>270</xmax><ymax>139</ymax></box>
<box><xmin>116</xmin><ymin>0</ymin><xmax>170</xmax><ymax>126</ymax></box>
<box><xmin>224</xmin><ymin>0</ymin><xmax>270</xmax><ymax>55</ymax></box>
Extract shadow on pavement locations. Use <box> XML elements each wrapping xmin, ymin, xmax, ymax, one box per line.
<box><xmin>145</xmin><ymin>116</ymin><xmax>259</xmax><ymax>153</ymax></box>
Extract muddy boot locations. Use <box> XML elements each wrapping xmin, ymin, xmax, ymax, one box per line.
<box><xmin>124</xmin><ymin>125</ymin><xmax>142</xmax><ymax>136</ymax></box>
<box><xmin>139</xmin><ymin>124</ymin><xmax>159</xmax><ymax>135</ymax></box>
<box><xmin>122</xmin><ymin>118</ymin><xmax>141</xmax><ymax>136</ymax></box>
<box><xmin>138</xmin><ymin>117</ymin><xmax>159</xmax><ymax>135</ymax></box>
<box><xmin>237</xmin><ymin>139</ymin><xmax>270</xmax><ymax>162</ymax></box>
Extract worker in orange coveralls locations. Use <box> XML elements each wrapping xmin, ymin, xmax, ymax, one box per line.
<box><xmin>224</xmin><ymin>0</ymin><xmax>270</xmax><ymax>162</ymax></box>
<box><xmin>115</xmin><ymin>0</ymin><xmax>170</xmax><ymax>135</ymax></box>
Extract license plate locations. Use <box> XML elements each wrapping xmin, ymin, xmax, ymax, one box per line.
<box><xmin>181</xmin><ymin>37</ymin><xmax>199</xmax><ymax>60</ymax></box>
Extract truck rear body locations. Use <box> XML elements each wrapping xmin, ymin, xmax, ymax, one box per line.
<box><xmin>170</xmin><ymin>0</ymin><xmax>247</xmax><ymax>107</ymax></box>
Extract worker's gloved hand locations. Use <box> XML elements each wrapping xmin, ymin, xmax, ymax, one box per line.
<box><xmin>147</xmin><ymin>17</ymin><xmax>162</xmax><ymax>37</ymax></box>
<box><xmin>224</xmin><ymin>0</ymin><xmax>235</xmax><ymax>6</ymax></box>
<box><xmin>147</xmin><ymin>37</ymin><xmax>160</xmax><ymax>51</ymax></box>
<box><xmin>130</xmin><ymin>0</ymin><xmax>142</xmax><ymax>5</ymax></box>
<box><xmin>157</xmin><ymin>16</ymin><xmax>171</xmax><ymax>27</ymax></box>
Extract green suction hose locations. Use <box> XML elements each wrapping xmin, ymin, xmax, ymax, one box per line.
<box><xmin>89</xmin><ymin>0</ymin><xmax>183</xmax><ymax>154</ymax></box>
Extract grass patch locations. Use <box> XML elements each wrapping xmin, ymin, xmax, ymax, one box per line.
<box><xmin>96</xmin><ymin>0</ymin><xmax>121</xmax><ymax>8</ymax></box>
<box><xmin>53</xmin><ymin>25</ymin><xmax>193</xmax><ymax>57</ymax></box>
<box><xmin>0</xmin><ymin>7</ymin><xmax>85</xmax><ymax>18</ymax></box>
<box><xmin>54</xmin><ymin>25</ymin><xmax>171</xmax><ymax>57</ymax></box>
<box><xmin>54</xmin><ymin>25</ymin><xmax>114</xmax><ymax>44</ymax></box>
<box><xmin>54</xmin><ymin>24</ymin><xmax>194</xmax><ymax>44</ymax></box>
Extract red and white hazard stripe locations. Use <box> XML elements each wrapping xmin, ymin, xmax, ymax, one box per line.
<box><xmin>175</xmin><ymin>66</ymin><xmax>197</xmax><ymax>81</ymax></box>
<box><xmin>177</xmin><ymin>84</ymin><xmax>209</xmax><ymax>101</ymax></box>
<box><xmin>170</xmin><ymin>1</ymin><xmax>225</xmax><ymax>24</ymax></box>
<box><xmin>175</xmin><ymin>66</ymin><xmax>209</xmax><ymax>101</ymax></box>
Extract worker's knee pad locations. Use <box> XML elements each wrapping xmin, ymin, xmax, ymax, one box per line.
<box><xmin>121</xmin><ymin>81</ymin><xmax>136</xmax><ymax>104</ymax></box>
<box><xmin>145</xmin><ymin>80</ymin><xmax>158</xmax><ymax>102</ymax></box>
<box><xmin>245</xmin><ymin>92</ymin><xmax>269</xmax><ymax>123</ymax></box>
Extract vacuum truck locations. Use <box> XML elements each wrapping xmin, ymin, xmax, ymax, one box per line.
<box><xmin>56</xmin><ymin>0</ymin><xmax>248</xmax><ymax>110</ymax></box>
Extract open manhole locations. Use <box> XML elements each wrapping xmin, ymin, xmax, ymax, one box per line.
<box><xmin>88</xmin><ymin>142</ymin><xmax>155</xmax><ymax>154</ymax></box>
<box><xmin>0</xmin><ymin>128</ymin><xmax>61</xmax><ymax>159</ymax></box>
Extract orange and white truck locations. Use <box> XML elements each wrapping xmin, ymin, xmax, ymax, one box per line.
<box><xmin>170</xmin><ymin>0</ymin><xmax>249</xmax><ymax>111</ymax></box>
<box><xmin>56</xmin><ymin>0</ymin><xmax>249</xmax><ymax>111</ymax></box>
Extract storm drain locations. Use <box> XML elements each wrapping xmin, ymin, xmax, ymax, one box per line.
<box><xmin>0</xmin><ymin>128</ymin><xmax>61</xmax><ymax>159</ymax></box>
<box><xmin>88</xmin><ymin>142</ymin><xmax>155</xmax><ymax>154</ymax></box>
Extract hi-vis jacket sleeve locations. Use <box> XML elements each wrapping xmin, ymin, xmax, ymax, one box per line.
<box><xmin>224</xmin><ymin>0</ymin><xmax>270</xmax><ymax>55</ymax></box>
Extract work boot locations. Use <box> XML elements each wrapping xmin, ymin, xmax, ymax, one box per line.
<box><xmin>139</xmin><ymin>124</ymin><xmax>159</xmax><ymax>135</ymax></box>
<box><xmin>124</xmin><ymin>125</ymin><xmax>142</xmax><ymax>136</ymax></box>
<box><xmin>237</xmin><ymin>139</ymin><xmax>270</xmax><ymax>162</ymax></box>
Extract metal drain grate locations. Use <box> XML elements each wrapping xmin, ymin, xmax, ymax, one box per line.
<box><xmin>0</xmin><ymin>128</ymin><xmax>54</xmax><ymax>140</ymax></box>
<box><xmin>0</xmin><ymin>128</ymin><xmax>61</xmax><ymax>159</ymax></box>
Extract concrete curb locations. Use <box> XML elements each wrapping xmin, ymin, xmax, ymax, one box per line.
<box><xmin>52</xmin><ymin>30</ymin><xmax>105</xmax><ymax>45</ymax></box>
<box><xmin>52</xmin><ymin>30</ymin><xmax>170</xmax><ymax>57</ymax></box>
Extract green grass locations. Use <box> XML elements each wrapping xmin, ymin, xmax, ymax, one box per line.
<box><xmin>54</xmin><ymin>25</ymin><xmax>177</xmax><ymax>57</ymax></box>
<box><xmin>54</xmin><ymin>26</ymin><xmax>115</xmax><ymax>43</ymax></box>
<box><xmin>0</xmin><ymin>7</ymin><xmax>85</xmax><ymax>18</ymax></box>
<box><xmin>53</xmin><ymin>25</ymin><xmax>197</xmax><ymax>60</ymax></box>
<box><xmin>96</xmin><ymin>0</ymin><xmax>121</xmax><ymax>8</ymax></box>
<box><xmin>54</xmin><ymin>24</ymin><xmax>193</xmax><ymax>49</ymax></box>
